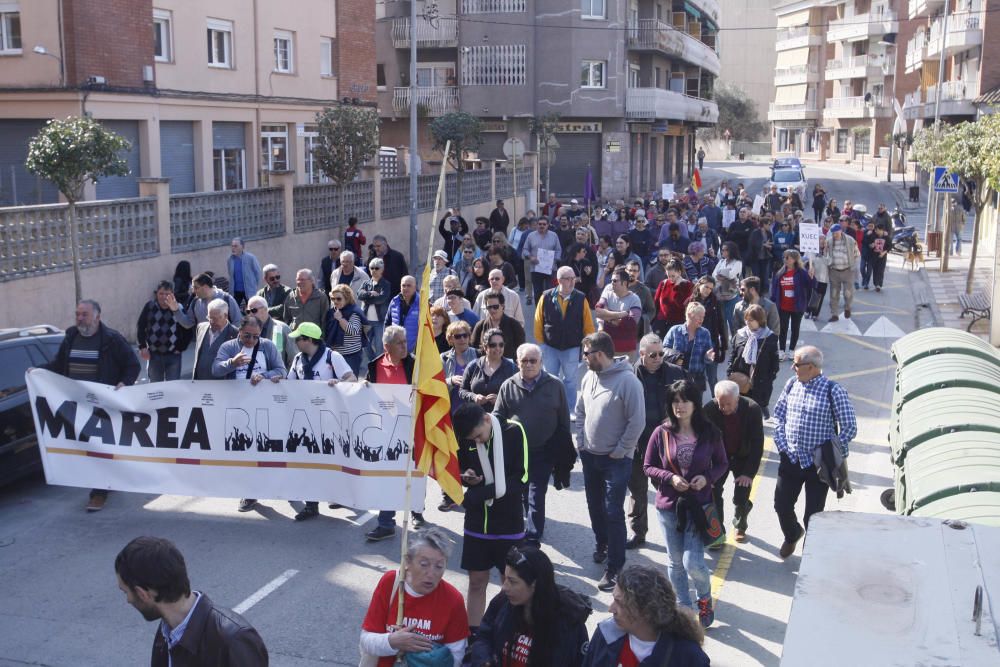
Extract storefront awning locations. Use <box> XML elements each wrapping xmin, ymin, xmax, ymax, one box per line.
<box><xmin>776</xmin><ymin>47</ymin><xmax>811</xmax><ymax>68</ymax></box>
<box><xmin>774</xmin><ymin>84</ymin><xmax>808</xmax><ymax>105</ymax></box>
<box><xmin>777</xmin><ymin>9</ymin><xmax>811</xmax><ymax>28</ymax></box>
<box><xmin>684</xmin><ymin>2</ymin><xmax>702</xmax><ymax>20</ymax></box>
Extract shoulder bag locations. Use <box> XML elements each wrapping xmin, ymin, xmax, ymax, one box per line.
<box><xmin>663</xmin><ymin>431</ymin><xmax>725</xmax><ymax>547</ymax></box>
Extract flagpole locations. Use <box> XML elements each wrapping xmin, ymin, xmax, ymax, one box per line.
<box><xmin>396</xmin><ymin>140</ymin><xmax>452</xmax><ymax>632</ymax></box>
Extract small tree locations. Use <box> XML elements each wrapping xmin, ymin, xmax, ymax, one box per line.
<box><xmin>429</xmin><ymin>111</ymin><xmax>483</xmax><ymax>205</ymax></box>
<box><xmin>701</xmin><ymin>83</ymin><xmax>766</xmax><ymax>141</ymax></box>
<box><xmin>530</xmin><ymin>112</ymin><xmax>561</xmax><ymax>198</ymax></box>
<box><xmin>312</xmin><ymin>104</ymin><xmax>381</xmax><ymax>236</ymax></box>
<box><xmin>25</xmin><ymin>116</ymin><xmax>131</xmax><ymax>303</ymax></box>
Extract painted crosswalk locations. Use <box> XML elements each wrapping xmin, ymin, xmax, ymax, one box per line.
<box><xmin>798</xmin><ymin>315</ymin><xmax>906</xmax><ymax>339</ymax></box>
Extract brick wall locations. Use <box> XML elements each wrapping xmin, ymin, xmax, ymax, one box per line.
<box><xmin>979</xmin><ymin>9</ymin><xmax>1000</xmax><ymax>97</ymax></box>
<box><xmin>62</xmin><ymin>0</ymin><xmax>154</xmax><ymax>88</ymax></box>
<box><xmin>333</xmin><ymin>0</ymin><xmax>377</xmax><ymax>103</ymax></box>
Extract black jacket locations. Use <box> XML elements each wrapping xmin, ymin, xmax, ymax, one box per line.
<box><xmin>728</xmin><ymin>331</ymin><xmax>780</xmax><ymax>408</ymax></box>
<box><xmin>369</xmin><ymin>247</ymin><xmax>409</xmax><ymax>297</ymax></box>
<box><xmin>43</xmin><ymin>322</ymin><xmax>140</xmax><ymax>386</ymax></box>
<box><xmin>366</xmin><ymin>353</ymin><xmax>415</xmax><ymax>383</ymax></box>
<box><xmin>489</xmin><ymin>207</ymin><xmax>511</xmax><ymax>236</ymax></box>
<box><xmin>633</xmin><ymin>360</ymin><xmax>688</xmax><ymax>428</ymax></box>
<box><xmin>460</xmin><ymin>417</ymin><xmax>526</xmax><ymax>536</ymax></box>
<box><xmin>583</xmin><ymin>618</ymin><xmax>709</xmax><ymax>667</ymax></box>
<box><xmin>471</xmin><ymin>587</ymin><xmax>592</xmax><ymax>667</ymax></box>
<box><xmin>702</xmin><ymin>396</ymin><xmax>765</xmax><ymax>478</ymax></box>
<box><xmin>150</xmin><ymin>594</ymin><xmax>268</xmax><ymax>667</ymax></box>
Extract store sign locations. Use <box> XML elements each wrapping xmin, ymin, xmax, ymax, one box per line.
<box><xmin>631</xmin><ymin>123</ymin><xmax>652</xmax><ymax>134</ymax></box>
<box><xmin>555</xmin><ymin>122</ymin><xmax>602</xmax><ymax>133</ymax></box>
<box><xmin>777</xmin><ymin>120</ymin><xmax>817</xmax><ymax>129</ymax></box>
<box><xmin>481</xmin><ymin>121</ymin><xmax>508</xmax><ymax>133</ymax></box>
<box><xmin>606</xmin><ymin>140</ymin><xmax>622</xmax><ymax>153</ymax></box>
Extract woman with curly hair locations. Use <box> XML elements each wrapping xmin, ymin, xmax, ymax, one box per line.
<box><xmin>583</xmin><ymin>564</ymin><xmax>708</xmax><ymax>666</ymax></box>
<box><xmin>471</xmin><ymin>546</ymin><xmax>592</xmax><ymax>666</ymax></box>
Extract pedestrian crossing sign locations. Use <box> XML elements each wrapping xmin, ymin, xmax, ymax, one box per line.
<box><xmin>933</xmin><ymin>166</ymin><xmax>960</xmax><ymax>193</ymax></box>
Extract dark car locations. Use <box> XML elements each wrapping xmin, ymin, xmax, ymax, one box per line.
<box><xmin>0</xmin><ymin>325</ymin><xmax>64</xmax><ymax>486</ymax></box>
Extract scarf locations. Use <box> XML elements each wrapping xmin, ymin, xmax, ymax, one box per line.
<box><xmin>475</xmin><ymin>415</ymin><xmax>507</xmax><ymax>507</ymax></box>
<box><xmin>300</xmin><ymin>342</ymin><xmax>328</xmax><ymax>380</ymax></box>
<box><xmin>740</xmin><ymin>326</ymin><xmax>772</xmax><ymax>367</ymax></box>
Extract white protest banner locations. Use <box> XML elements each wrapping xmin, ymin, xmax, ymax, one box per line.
<box><xmin>661</xmin><ymin>184</ymin><xmax>675</xmax><ymax>201</ymax></box>
<box><xmin>799</xmin><ymin>222</ymin><xmax>821</xmax><ymax>255</ymax></box>
<box><xmin>26</xmin><ymin>371</ymin><xmax>426</xmax><ymax>510</ymax></box>
<box><xmin>752</xmin><ymin>194</ymin><xmax>765</xmax><ymax>216</ymax></box>
<box><xmin>722</xmin><ymin>208</ymin><xmax>735</xmax><ymax>230</ymax></box>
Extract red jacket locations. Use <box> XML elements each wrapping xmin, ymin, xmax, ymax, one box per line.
<box><xmin>653</xmin><ymin>278</ymin><xmax>693</xmax><ymax>326</ymax></box>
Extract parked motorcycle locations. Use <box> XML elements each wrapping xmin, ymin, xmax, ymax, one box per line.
<box><xmin>891</xmin><ymin>207</ymin><xmax>918</xmax><ymax>253</ymax></box>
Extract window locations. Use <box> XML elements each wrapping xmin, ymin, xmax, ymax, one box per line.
<box><xmin>460</xmin><ymin>46</ymin><xmax>525</xmax><ymax>86</ymax></box>
<box><xmin>376</xmin><ymin>64</ymin><xmax>386</xmax><ymax>90</ymax></box>
<box><xmin>213</xmin><ymin>148</ymin><xmax>245</xmax><ymax>190</ymax></box>
<box><xmin>321</xmin><ymin>37</ymin><xmax>333</xmax><ymax>77</ymax></box>
<box><xmin>207</xmin><ymin>18</ymin><xmax>233</xmax><ymax>68</ymax></box>
<box><xmin>260</xmin><ymin>125</ymin><xmax>288</xmax><ymax>177</ymax></box>
<box><xmin>153</xmin><ymin>9</ymin><xmax>172</xmax><ymax>62</ymax></box>
<box><xmin>582</xmin><ymin>0</ymin><xmax>606</xmax><ymax>19</ymax></box>
<box><xmin>303</xmin><ymin>125</ymin><xmax>330</xmax><ymax>184</ymax></box>
<box><xmin>0</xmin><ymin>7</ymin><xmax>21</xmax><ymax>53</ymax></box>
<box><xmin>274</xmin><ymin>30</ymin><xmax>293</xmax><ymax>73</ymax></box>
<box><xmin>836</xmin><ymin>129</ymin><xmax>849</xmax><ymax>153</ymax></box>
<box><xmin>416</xmin><ymin>64</ymin><xmax>455</xmax><ymax>87</ymax></box>
<box><xmin>628</xmin><ymin>65</ymin><xmax>640</xmax><ymax>88</ymax></box>
<box><xmin>581</xmin><ymin>60</ymin><xmax>606</xmax><ymax>88</ymax></box>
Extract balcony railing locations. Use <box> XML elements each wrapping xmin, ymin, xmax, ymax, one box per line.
<box><xmin>767</xmin><ymin>103</ymin><xmax>821</xmax><ymax>120</ymax></box>
<box><xmin>905</xmin><ymin>31</ymin><xmax>929</xmax><ymax>72</ymax></box>
<box><xmin>626</xmin><ymin>18</ymin><xmax>720</xmax><ymax>74</ymax></box>
<box><xmin>625</xmin><ymin>87</ymin><xmax>719</xmax><ymax>123</ymax></box>
<box><xmin>825</xmin><ymin>96</ymin><xmax>869</xmax><ymax>110</ymax></box>
<box><xmin>907</xmin><ymin>0</ymin><xmax>944</xmax><ymax>20</ymax></box>
<box><xmin>827</xmin><ymin>6</ymin><xmax>898</xmax><ymax>42</ymax></box>
<box><xmin>926</xmin><ymin>80</ymin><xmax>980</xmax><ymax>104</ymax></box>
<box><xmin>392</xmin><ymin>86</ymin><xmax>459</xmax><ymax>116</ymax></box>
<box><xmin>825</xmin><ymin>54</ymin><xmax>889</xmax><ymax>79</ymax></box>
<box><xmin>926</xmin><ymin>11</ymin><xmax>984</xmax><ymax>58</ymax></box>
<box><xmin>775</xmin><ymin>26</ymin><xmax>810</xmax><ymax>42</ymax></box>
<box><xmin>391</xmin><ymin>17</ymin><xmax>458</xmax><ymax>48</ymax></box>
<box><xmin>461</xmin><ymin>0</ymin><xmax>526</xmax><ymax>12</ymax></box>
<box><xmin>774</xmin><ymin>63</ymin><xmax>819</xmax><ymax>84</ymax></box>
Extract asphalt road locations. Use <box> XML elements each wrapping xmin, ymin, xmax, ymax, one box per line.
<box><xmin>0</xmin><ymin>161</ymin><xmax>919</xmax><ymax>666</ymax></box>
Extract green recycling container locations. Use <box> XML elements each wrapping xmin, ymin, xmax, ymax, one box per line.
<box><xmin>890</xmin><ymin>327</ymin><xmax>1000</xmax><ymax>370</ymax></box>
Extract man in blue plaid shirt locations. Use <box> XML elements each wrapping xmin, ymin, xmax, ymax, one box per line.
<box><xmin>772</xmin><ymin>345</ymin><xmax>857</xmax><ymax>558</ymax></box>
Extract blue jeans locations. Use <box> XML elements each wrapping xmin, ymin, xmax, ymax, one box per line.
<box><xmin>953</xmin><ymin>230</ymin><xmax>962</xmax><ymax>255</ymax></box>
<box><xmin>148</xmin><ymin>352</ymin><xmax>182</xmax><ymax>382</ymax></box>
<box><xmin>704</xmin><ymin>360</ymin><xmax>719</xmax><ymax>395</ymax></box>
<box><xmin>657</xmin><ymin>507</ymin><xmax>712</xmax><ymax>608</ymax></box>
<box><xmin>531</xmin><ymin>272</ymin><xmax>551</xmax><ymax>303</ymax></box>
<box><xmin>541</xmin><ymin>344</ymin><xmax>580</xmax><ymax>411</ymax></box>
<box><xmin>522</xmin><ymin>448</ymin><xmax>554</xmax><ymax>542</ymax></box>
<box><xmin>341</xmin><ymin>350</ymin><xmax>363</xmax><ymax>377</ymax></box>
<box><xmin>366</xmin><ymin>322</ymin><xmax>384</xmax><ymax>361</ymax></box>
<box><xmin>721</xmin><ymin>298</ymin><xmax>737</xmax><ymax>339</ymax></box>
<box><xmin>580</xmin><ymin>451</ymin><xmax>631</xmax><ymax>572</ymax></box>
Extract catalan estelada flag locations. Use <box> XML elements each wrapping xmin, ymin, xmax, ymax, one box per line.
<box><xmin>692</xmin><ymin>168</ymin><xmax>703</xmax><ymax>193</ymax></box>
<box><xmin>412</xmin><ymin>263</ymin><xmax>464</xmax><ymax>503</ymax></box>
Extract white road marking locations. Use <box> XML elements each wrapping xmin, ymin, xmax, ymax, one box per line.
<box><xmin>233</xmin><ymin>569</ymin><xmax>299</xmax><ymax>614</ymax></box>
<box><xmin>348</xmin><ymin>510</ymin><xmax>377</xmax><ymax>528</ymax></box>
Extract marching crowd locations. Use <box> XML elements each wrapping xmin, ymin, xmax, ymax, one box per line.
<box><xmin>43</xmin><ymin>183</ymin><xmax>870</xmax><ymax>665</ymax></box>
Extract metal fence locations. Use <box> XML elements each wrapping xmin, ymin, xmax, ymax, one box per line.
<box><xmin>380</xmin><ymin>176</ymin><xmax>410</xmax><ymax>220</ymax></box>
<box><xmin>169</xmin><ymin>188</ymin><xmax>284</xmax><ymax>252</ymax></box>
<box><xmin>293</xmin><ymin>181</ymin><xmax>375</xmax><ymax>233</ymax></box>
<box><xmin>0</xmin><ymin>197</ymin><xmax>158</xmax><ymax>282</ymax></box>
<box><xmin>461</xmin><ymin>169</ymin><xmax>492</xmax><ymax>206</ymax></box>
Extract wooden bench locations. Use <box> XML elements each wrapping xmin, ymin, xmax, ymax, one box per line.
<box><xmin>958</xmin><ymin>292</ymin><xmax>991</xmax><ymax>332</ymax></box>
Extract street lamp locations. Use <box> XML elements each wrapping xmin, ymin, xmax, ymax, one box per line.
<box><xmin>33</xmin><ymin>44</ymin><xmax>65</xmax><ymax>87</ymax></box>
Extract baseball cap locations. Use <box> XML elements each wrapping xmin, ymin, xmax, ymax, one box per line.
<box><xmin>433</xmin><ymin>250</ymin><xmax>449</xmax><ymax>261</ymax></box>
<box><xmin>570</xmin><ymin>198</ymin><xmax>579</xmax><ymax>204</ymax></box>
<box><xmin>289</xmin><ymin>322</ymin><xmax>323</xmax><ymax>340</ymax></box>
<box><xmin>829</xmin><ymin>224</ymin><xmax>843</xmax><ymax>233</ymax></box>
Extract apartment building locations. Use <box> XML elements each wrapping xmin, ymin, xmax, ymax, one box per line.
<box><xmin>374</xmin><ymin>0</ymin><xmax>720</xmax><ymax>200</ymax></box>
<box><xmin>717</xmin><ymin>0</ymin><xmax>777</xmax><ymax>126</ymax></box>
<box><xmin>902</xmin><ymin>0</ymin><xmax>998</xmax><ymax>127</ymax></box>
<box><xmin>0</xmin><ymin>0</ymin><xmax>375</xmax><ymax>206</ymax></box>
<box><xmin>768</xmin><ymin>0</ymin><xmax>903</xmax><ymax>162</ymax></box>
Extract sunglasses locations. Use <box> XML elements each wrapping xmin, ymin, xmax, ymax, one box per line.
<box><xmin>487</xmin><ymin>341</ymin><xmax>505</xmax><ymax>349</ymax></box>
<box><xmin>267</xmin><ymin>275</ymin><xmax>281</xmax><ymax>281</ymax></box>
<box><xmin>329</xmin><ymin>247</ymin><xmax>340</xmax><ymax>251</ymax></box>
<box><xmin>246</xmin><ymin>307</ymin><xmax>262</xmax><ymax>314</ymax></box>
<box><xmin>240</xmin><ymin>332</ymin><xmax>261</xmax><ymax>340</ymax></box>
<box><xmin>792</xmin><ymin>361</ymin><xmax>814</xmax><ymax>369</ymax></box>
<box><xmin>486</xmin><ymin>304</ymin><xmax>502</xmax><ymax>310</ymax></box>
<box><xmin>646</xmin><ymin>351</ymin><xmax>666</xmax><ymax>358</ymax></box>
<box><xmin>452</xmin><ymin>332</ymin><xmax>470</xmax><ymax>339</ymax></box>
<box><xmin>519</xmin><ymin>358</ymin><xmax>540</xmax><ymax>364</ymax></box>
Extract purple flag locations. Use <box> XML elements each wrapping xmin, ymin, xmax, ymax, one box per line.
<box><xmin>584</xmin><ymin>165</ymin><xmax>595</xmax><ymax>208</ymax></box>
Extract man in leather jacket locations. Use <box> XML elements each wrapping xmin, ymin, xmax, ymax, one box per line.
<box><xmin>115</xmin><ymin>536</ymin><xmax>268</xmax><ymax>666</ymax></box>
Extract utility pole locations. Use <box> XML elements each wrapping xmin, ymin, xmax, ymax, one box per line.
<box><xmin>408</xmin><ymin>0</ymin><xmax>419</xmax><ymax>269</ymax></box>
<box><xmin>930</xmin><ymin>4</ymin><xmax>949</xmax><ymax>235</ymax></box>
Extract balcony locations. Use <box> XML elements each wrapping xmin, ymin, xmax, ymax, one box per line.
<box><xmin>823</xmin><ymin>95</ymin><xmax>890</xmax><ymax>119</ymax></box>
<box><xmin>902</xmin><ymin>89</ymin><xmax>923</xmax><ymax>120</ymax></box>
<box><xmin>775</xmin><ymin>26</ymin><xmax>823</xmax><ymax>51</ymax></box>
<box><xmin>824</xmin><ymin>54</ymin><xmax>888</xmax><ymax>81</ymax></box>
<box><xmin>767</xmin><ymin>102</ymin><xmax>821</xmax><ymax>121</ymax></box>
<box><xmin>774</xmin><ymin>63</ymin><xmax>820</xmax><ymax>86</ymax></box>
<box><xmin>392</xmin><ymin>86</ymin><xmax>459</xmax><ymax>116</ymax></box>
<box><xmin>926</xmin><ymin>12</ymin><xmax>983</xmax><ymax>59</ymax></box>
<box><xmin>826</xmin><ymin>7</ymin><xmax>899</xmax><ymax>42</ymax></box>
<box><xmin>625</xmin><ymin>87</ymin><xmax>719</xmax><ymax>124</ymax></box>
<box><xmin>905</xmin><ymin>32</ymin><xmax>930</xmax><ymax>73</ymax></box>
<box><xmin>908</xmin><ymin>0</ymin><xmax>944</xmax><ymax>20</ymax></box>
<box><xmin>925</xmin><ymin>80</ymin><xmax>980</xmax><ymax>117</ymax></box>
<box><xmin>626</xmin><ymin>18</ymin><xmax>721</xmax><ymax>75</ymax></box>
<box><xmin>391</xmin><ymin>17</ymin><xmax>458</xmax><ymax>49</ymax></box>
<box><xmin>687</xmin><ymin>0</ymin><xmax>721</xmax><ymax>25</ymax></box>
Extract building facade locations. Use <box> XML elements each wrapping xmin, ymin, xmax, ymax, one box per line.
<box><xmin>0</xmin><ymin>0</ymin><xmax>375</xmax><ymax>206</ymax></box>
<box><xmin>717</xmin><ymin>0</ymin><xmax>777</xmax><ymax>126</ymax></box>
<box><xmin>374</xmin><ymin>0</ymin><xmax>720</xmax><ymax>202</ymax></box>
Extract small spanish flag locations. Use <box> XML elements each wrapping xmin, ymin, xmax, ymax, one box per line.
<box><xmin>413</xmin><ymin>261</ymin><xmax>465</xmax><ymax>503</ymax></box>
<box><xmin>692</xmin><ymin>168</ymin><xmax>703</xmax><ymax>193</ymax></box>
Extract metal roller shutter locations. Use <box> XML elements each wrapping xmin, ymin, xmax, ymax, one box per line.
<box><xmin>478</xmin><ymin>133</ymin><xmax>506</xmax><ymax>161</ymax></box>
<box><xmin>213</xmin><ymin>121</ymin><xmax>246</xmax><ymax>148</ymax></box>
<box><xmin>0</xmin><ymin>119</ymin><xmax>61</xmax><ymax>206</ymax></box>
<box><xmin>549</xmin><ymin>133</ymin><xmax>601</xmax><ymax>198</ymax></box>
<box><xmin>96</xmin><ymin>120</ymin><xmax>141</xmax><ymax>200</ymax></box>
<box><xmin>160</xmin><ymin>121</ymin><xmax>196</xmax><ymax>194</ymax></box>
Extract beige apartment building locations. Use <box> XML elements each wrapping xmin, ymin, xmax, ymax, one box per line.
<box><xmin>717</xmin><ymin>0</ymin><xmax>777</xmax><ymax>126</ymax></box>
<box><xmin>0</xmin><ymin>0</ymin><xmax>375</xmax><ymax>206</ymax></box>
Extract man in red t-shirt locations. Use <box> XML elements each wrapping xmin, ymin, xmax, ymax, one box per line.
<box><xmin>364</xmin><ymin>324</ymin><xmax>425</xmax><ymax>541</ymax></box>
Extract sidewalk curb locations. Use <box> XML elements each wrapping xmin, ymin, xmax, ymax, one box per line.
<box><xmin>909</xmin><ymin>266</ymin><xmax>943</xmax><ymax>328</ymax></box>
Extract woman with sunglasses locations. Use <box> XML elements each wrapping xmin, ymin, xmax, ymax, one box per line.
<box><xmin>358</xmin><ymin>258</ymin><xmax>390</xmax><ymax>361</ymax></box>
<box><xmin>324</xmin><ymin>285</ymin><xmax>366</xmax><ymax>377</ymax></box>
<box><xmin>459</xmin><ymin>328</ymin><xmax>516</xmax><ymax>412</ymax></box>
<box><xmin>471</xmin><ymin>546</ymin><xmax>592</xmax><ymax>667</ymax></box>
<box><xmin>431</xmin><ymin>305</ymin><xmax>452</xmax><ymax>354</ymax></box>
<box><xmin>465</xmin><ymin>258</ymin><xmax>491</xmax><ymax>304</ymax></box>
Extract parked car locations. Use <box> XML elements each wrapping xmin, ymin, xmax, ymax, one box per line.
<box><xmin>0</xmin><ymin>325</ymin><xmax>64</xmax><ymax>487</ymax></box>
<box><xmin>766</xmin><ymin>168</ymin><xmax>808</xmax><ymax>199</ymax></box>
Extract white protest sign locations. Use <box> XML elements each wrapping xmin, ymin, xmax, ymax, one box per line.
<box><xmin>799</xmin><ymin>222</ymin><xmax>821</xmax><ymax>254</ymax></box>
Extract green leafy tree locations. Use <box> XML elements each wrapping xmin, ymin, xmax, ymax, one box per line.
<box><xmin>530</xmin><ymin>112</ymin><xmax>561</xmax><ymax>198</ymax></box>
<box><xmin>702</xmin><ymin>83</ymin><xmax>765</xmax><ymax>141</ymax></box>
<box><xmin>429</xmin><ymin>111</ymin><xmax>483</xmax><ymax>205</ymax></box>
<box><xmin>312</xmin><ymin>104</ymin><xmax>381</xmax><ymax>236</ymax></box>
<box><xmin>25</xmin><ymin>116</ymin><xmax>131</xmax><ymax>303</ymax></box>
<box><xmin>912</xmin><ymin>117</ymin><xmax>1000</xmax><ymax>292</ymax></box>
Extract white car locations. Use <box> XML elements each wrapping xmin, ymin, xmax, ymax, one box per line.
<box><xmin>766</xmin><ymin>168</ymin><xmax>807</xmax><ymax>199</ymax></box>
